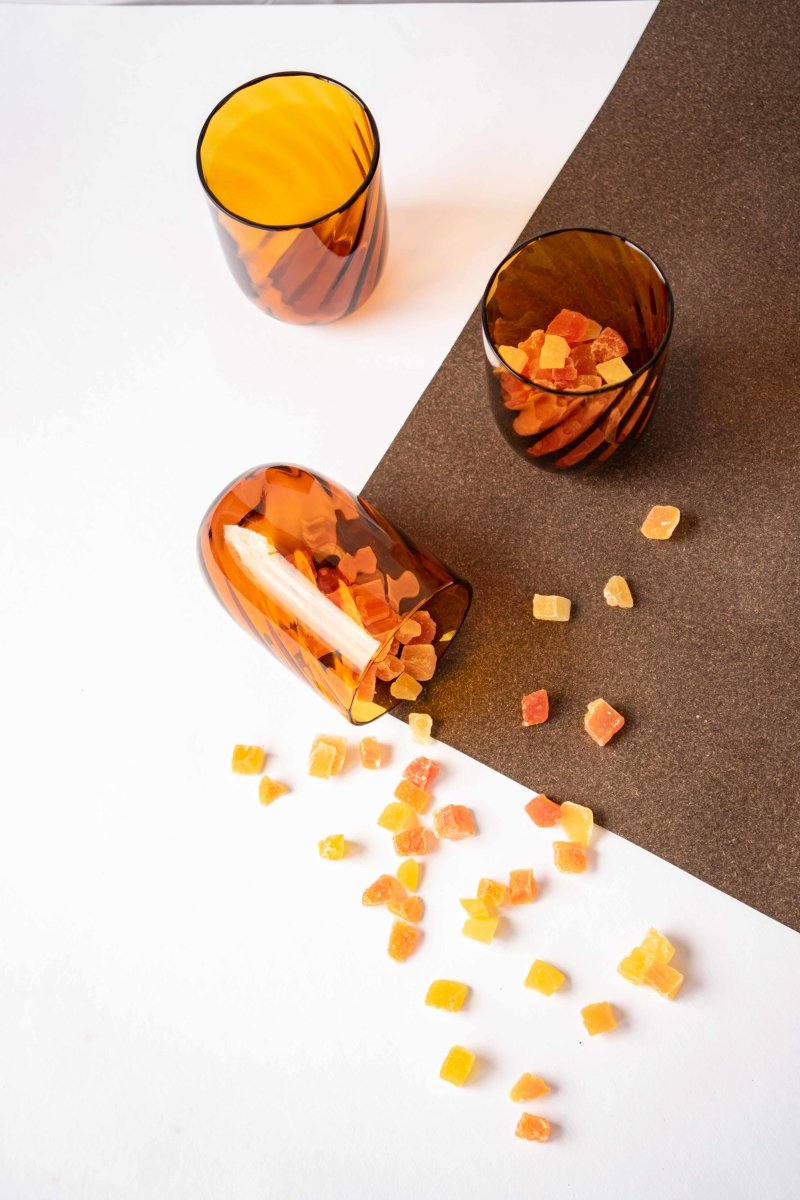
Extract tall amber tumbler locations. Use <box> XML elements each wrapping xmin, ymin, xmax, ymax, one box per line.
<box><xmin>198</xmin><ymin>465</ymin><xmax>471</xmax><ymax>724</ymax></box>
<box><xmin>196</xmin><ymin>72</ymin><xmax>388</xmax><ymax>324</ymax></box>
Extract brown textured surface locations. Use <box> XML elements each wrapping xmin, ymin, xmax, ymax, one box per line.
<box><xmin>363</xmin><ymin>0</ymin><xmax>800</xmax><ymax>929</ymax></box>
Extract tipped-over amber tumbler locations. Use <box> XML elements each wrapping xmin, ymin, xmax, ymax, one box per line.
<box><xmin>196</xmin><ymin>72</ymin><xmax>388</xmax><ymax>324</ymax></box>
<box><xmin>198</xmin><ymin>465</ymin><xmax>471</xmax><ymax>723</ymax></box>
<box><xmin>483</xmin><ymin>228</ymin><xmax>673</xmax><ymax>471</ymax></box>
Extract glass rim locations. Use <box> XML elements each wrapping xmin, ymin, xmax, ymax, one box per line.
<box><xmin>480</xmin><ymin>226</ymin><xmax>675</xmax><ymax>398</ymax></box>
<box><xmin>196</xmin><ymin>70</ymin><xmax>381</xmax><ymax>233</ymax></box>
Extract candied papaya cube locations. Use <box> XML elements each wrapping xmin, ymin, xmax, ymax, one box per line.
<box><xmin>403</xmin><ymin>756</ymin><xmax>440</xmax><ymax>791</ymax></box>
<box><xmin>521</xmin><ymin>689</ymin><xmax>549</xmax><ymax>726</ymax></box>
<box><xmin>409</xmin><ymin>712</ymin><xmax>433</xmax><ymax>744</ymax></box>
<box><xmin>362</xmin><ymin>874</ymin><xmax>406</xmax><ymax>907</ymax></box>
<box><xmin>553</xmin><ymin>842</ymin><xmax>588</xmax><ymax>873</ymax></box>
<box><xmin>396</xmin><ymin>619</ymin><xmax>422</xmax><ymax>645</ymax></box>
<box><xmin>394</xmin><ymin>777</ymin><xmax>432</xmax><ymax>814</ymax></box>
<box><xmin>546</xmin><ymin>308</ymin><xmax>592</xmax><ymax>343</ymax></box>
<box><xmin>532</xmin><ymin>594</ymin><xmax>571</xmax><ymax>622</ymax></box>
<box><xmin>308</xmin><ymin>741</ymin><xmax>337</xmax><ymax>779</ymax></box>
<box><xmin>510</xmin><ymin>1074</ymin><xmax>551</xmax><ymax>1103</ymax></box>
<box><xmin>426</xmin><ymin>980</ymin><xmax>470</xmax><ymax>1012</ymax></box>
<box><xmin>318</xmin><ymin>834</ymin><xmax>345</xmax><ymax>860</ymax></box>
<box><xmin>539</xmin><ymin>333</ymin><xmax>570</xmax><ymax>370</ymax></box>
<box><xmin>396</xmin><ymin>859</ymin><xmax>422</xmax><ymax>892</ymax></box>
<box><xmin>515</xmin><ymin>1114</ymin><xmax>551</xmax><ymax>1142</ymax></box>
<box><xmin>377</xmin><ymin>801</ymin><xmax>419</xmax><ymax>833</ymax></box>
<box><xmin>498</xmin><ymin>345</ymin><xmax>528</xmax><ymax>374</ymax></box>
<box><xmin>508</xmin><ymin>868</ymin><xmax>537</xmax><ymax>904</ymax></box>
<box><xmin>581</xmin><ymin>1001</ymin><xmax>617</xmax><ymax>1036</ymax></box>
<box><xmin>359</xmin><ymin>736</ymin><xmax>383</xmax><ymax>769</ymax></box>
<box><xmin>559</xmin><ymin>800</ymin><xmax>593</xmax><ymax>846</ymax></box>
<box><xmin>519</xmin><ymin>329</ymin><xmax>545</xmax><ymax>375</ymax></box>
<box><xmin>584</xmin><ymin>698</ymin><xmax>625</xmax><ymax>746</ymax></box>
<box><xmin>439</xmin><ymin>1045</ymin><xmax>475</xmax><ymax>1086</ymax></box>
<box><xmin>460</xmin><ymin>897</ymin><xmax>494</xmax><ymax>918</ymax></box>
<box><xmin>375</xmin><ymin>653</ymin><xmax>403</xmax><ymax>682</ymax></box>
<box><xmin>525</xmin><ymin>794</ymin><xmax>561</xmax><ymax>828</ymax></box>
<box><xmin>643</xmin><ymin>960</ymin><xmax>684</xmax><ymax>1000</ymax></box>
<box><xmin>433</xmin><ymin>804</ymin><xmax>476</xmax><ymax>841</ymax></box>
<box><xmin>409</xmin><ymin>610</ymin><xmax>437</xmax><ymax>645</ymax></box>
<box><xmin>618</xmin><ymin>947</ymin><xmax>650</xmax><ymax>985</ymax></box>
<box><xmin>641</xmin><ymin>504</ymin><xmax>681</xmax><ymax>540</ymax></box>
<box><xmin>388</xmin><ymin>919</ymin><xmax>422</xmax><ymax>962</ymax></box>
<box><xmin>258</xmin><ymin>776</ymin><xmax>288</xmax><ymax>805</ymax></box>
<box><xmin>390</xmin><ymin>672</ymin><xmax>423</xmax><ymax>701</ymax></box>
<box><xmin>477</xmin><ymin>878</ymin><xmax>509</xmax><ymax>908</ymax></box>
<box><xmin>590</xmin><ymin>327</ymin><xmax>628</xmax><ymax>363</ymax></box>
<box><xmin>525</xmin><ymin>960</ymin><xmax>566</xmax><ymax>995</ymax></box>
<box><xmin>388</xmin><ymin>895</ymin><xmax>424</xmax><ymax>924</ymax></box>
<box><xmin>570</xmin><ymin>342</ymin><xmax>597</xmax><ymax>373</ymax></box>
<box><xmin>400</xmin><ymin>643</ymin><xmax>437</xmax><ymax>682</ymax></box>
<box><xmin>462</xmin><ymin>916</ymin><xmax>499</xmax><ymax>943</ymax></box>
<box><xmin>603</xmin><ymin>575</ymin><xmax>634</xmax><ymax>608</ymax></box>
<box><xmin>596</xmin><ymin>356</ymin><xmax>632</xmax><ymax>385</ymax></box>
<box><xmin>393</xmin><ymin>827</ymin><xmax>436</xmax><ymax>857</ymax></box>
<box><xmin>309</xmin><ymin>734</ymin><xmax>347</xmax><ymax>776</ymax></box>
<box><xmin>578</xmin><ymin>318</ymin><xmax>602</xmax><ymax>342</ymax></box>
<box><xmin>231</xmin><ymin>744</ymin><xmax>266</xmax><ymax>775</ymax></box>
<box><xmin>640</xmin><ymin>927</ymin><xmax>676</xmax><ymax>963</ymax></box>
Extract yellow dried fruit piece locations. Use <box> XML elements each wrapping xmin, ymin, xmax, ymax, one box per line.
<box><xmin>309</xmin><ymin>734</ymin><xmax>347</xmax><ymax>777</ymax></box>
<box><xmin>359</xmin><ymin>736</ymin><xmax>383</xmax><ymax>769</ymax></box>
<box><xmin>596</xmin><ymin>356</ymin><xmax>632</xmax><ymax>384</ymax></box>
<box><xmin>390</xmin><ymin>672</ymin><xmax>423</xmax><ymax>701</ymax></box>
<box><xmin>603</xmin><ymin>575</ymin><xmax>634</xmax><ymax>608</ymax></box>
<box><xmin>397</xmin><ymin>859</ymin><xmax>421</xmax><ymax>892</ymax></box>
<box><xmin>509</xmin><ymin>1074</ymin><xmax>551</xmax><ymax>1103</ymax></box>
<box><xmin>231</xmin><ymin>744</ymin><xmax>265</xmax><ymax>775</ymax></box>
<box><xmin>318</xmin><ymin>834</ymin><xmax>345</xmax><ymax>860</ymax></box>
<box><xmin>640</xmin><ymin>927</ymin><xmax>675</xmax><ymax>963</ymax></box>
<box><xmin>258</xmin><ymin>777</ymin><xmax>288</xmax><ymax>805</ymax></box>
<box><xmin>377</xmin><ymin>801</ymin><xmax>419</xmax><ymax>833</ymax></box>
<box><xmin>641</xmin><ymin>504</ymin><xmax>681</xmax><ymax>540</ymax></box>
<box><xmin>394</xmin><ymin>778</ymin><xmax>432</xmax><ymax>813</ymax></box>
<box><xmin>308</xmin><ymin>741</ymin><xmax>337</xmax><ymax>779</ymax></box>
<box><xmin>460</xmin><ymin>898</ymin><xmax>494</xmax><ymax>918</ymax></box>
<box><xmin>409</xmin><ymin>712</ymin><xmax>433</xmax><ymax>744</ymax></box>
<box><xmin>559</xmin><ymin>800</ymin><xmax>594</xmax><ymax>846</ymax></box>
<box><xmin>581</xmin><ymin>1001</ymin><xmax>617</xmax><ymax>1036</ymax></box>
<box><xmin>532</xmin><ymin>594</ymin><xmax>571</xmax><ymax>622</ymax></box>
<box><xmin>425</xmin><ymin>980</ymin><xmax>470</xmax><ymax>1012</ymax></box>
<box><xmin>477</xmin><ymin>878</ymin><xmax>509</xmax><ymax>908</ymax></box>
<box><xmin>462</xmin><ymin>916</ymin><xmax>500</xmax><ymax>943</ymax></box>
<box><xmin>439</xmin><ymin>1045</ymin><xmax>476</xmax><ymax>1086</ymax></box>
<box><xmin>643</xmin><ymin>959</ymin><xmax>684</xmax><ymax>1000</ymax></box>
<box><xmin>498</xmin><ymin>345</ymin><xmax>528</xmax><ymax>374</ymax></box>
<box><xmin>539</xmin><ymin>333</ymin><xmax>570</xmax><ymax>370</ymax></box>
<box><xmin>617</xmin><ymin>947</ymin><xmax>650</xmax><ymax>985</ymax></box>
<box><xmin>524</xmin><ymin>960</ymin><xmax>566</xmax><ymax>996</ymax></box>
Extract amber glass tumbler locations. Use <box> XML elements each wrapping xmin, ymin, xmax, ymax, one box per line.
<box><xmin>196</xmin><ymin>72</ymin><xmax>388</xmax><ymax>324</ymax></box>
<box><xmin>198</xmin><ymin>465</ymin><xmax>471</xmax><ymax>724</ymax></box>
<box><xmin>482</xmin><ymin>229</ymin><xmax>673</xmax><ymax>471</ymax></box>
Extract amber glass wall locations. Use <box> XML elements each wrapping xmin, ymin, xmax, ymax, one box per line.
<box><xmin>197</xmin><ymin>73</ymin><xmax>387</xmax><ymax>324</ymax></box>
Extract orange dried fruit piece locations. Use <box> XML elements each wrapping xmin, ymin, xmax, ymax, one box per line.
<box><xmin>396</xmin><ymin>619</ymin><xmax>422</xmax><ymax>644</ymax></box>
<box><xmin>477</xmin><ymin>878</ymin><xmax>509</xmax><ymax>908</ymax></box>
<box><xmin>559</xmin><ymin>800</ymin><xmax>593</xmax><ymax>846</ymax></box>
<box><xmin>308</xmin><ymin>741</ymin><xmax>337</xmax><ymax>779</ymax></box>
<box><xmin>394</xmin><ymin>777</ymin><xmax>432</xmax><ymax>814</ymax></box>
<box><xmin>375</xmin><ymin>653</ymin><xmax>403</xmax><ymax>682</ymax></box>
<box><xmin>462</xmin><ymin>916</ymin><xmax>500</xmax><ymax>943</ymax></box>
<box><xmin>570</xmin><ymin>341</ymin><xmax>597</xmax><ymax>372</ymax></box>
<box><xmin>525</xmin><ymin>794</ymin><xmax>561</xmax><ymax>828</ymax></box>
<box><xmin>433</xmin><ymin>804</ymin><xmax>477</xmax><ymax>841</ymax></box>
<box><xmin>403</xmin><ymin>756</ymin><xmax>440</xmax><ymax>791</ymax></box>
<box><xmin>231</xmin><ymin>744</ymin><xmax>266</xmax><ymax>775</ymax></box>
<box><xmin>409</xmin><ymin>610</ymin><xmax>437</xmax><ymax>645</ymax></box>
<box><xmin>515</xmin><ymin>1114</ymin><xmax>551</xmax><ymax>1142</ymax></box>
<box><xmin>460</xmin><ymin>897</ymin><xmax>494</xmax><ymax>918</ymax></box>
<box><xmin>596</xmin><ymin>356</ymin><xmax>632</xmax><ymax>385</ymax></box>
<box><xmin>309</xmin><ymin>734</ymin><xmax>347</xmax><ymax>776</ymax></box>
<box><xmin>388</xmin><ymin>919</ymin><xmax>422</xmax><ymax>962</ymax></box>
<box><xmin>590</xmin><ymin>326</ymin><xmax>628</xmax><ymax>363</ymax></box>
<box><xmin>640</xmin><ymin>927</ymin><xmax>675</xmax><ymax>963</ymax></box>
<box><xmin>378</xmin><ymin>800</ymin><xmax>419</xmax><ymax>833</ymax></box>
<box><xmin>439</xmin><ymin>1045</ymin><xmax>475</xmax><ymax>1086</ymax></box>
<box><xmin>546</xmin><ymin>308</ymin><xmax>592</xmax><ymax>343</ymax></box>
<box><xmin>508</xmin><ymin>868</ymin><xmax>537</xmax><ymax>904</ymax></box>
<box><xmin>396</xmin><ymin>859</ymin><xmax>421</xmax><ymax>891</ymax></box>
<box><xmin>409</xmin><ymin>712</ymin><xmax>433</xmax><ymax>744</ymax></box>
<box><xmin>362</xmin><ymin>874</ymin><xmax>406</xmax><ymax>907</ymax></box>
<box><xmin>359</xmin><ymin>736</ymin><xmax>383</xmax><ymax>769</ymax></box>
<box><xmin>390</xmin><ymin>672</ymin><xmax>423</xmax><ymax>701</ymax></box>
<box><xmin>539</xmin><ymin>333</ymin><xmax>570</xmax><ymax>369</ymax></box>
<box><xmin>643</xmin><ymin>959</ymin><xmax>684</xmax><ymax>1000</ymax></box>
<box><xmin>532</xmin><ymin>594</ymin><xmax>571</xmax><ymax>622</ymax></box>
<box><xmin>498</xmin><ymin>345</ymin><xmax>528</xmax><ymax>374</ymax></box>
<box><xmin>258</xmin><ymin>776</ymin><xmax>288</xmax><ymax>805</ymax></box>
<box><xmin>510</xmin><ymin>1074</ymin><xmax>551</xmax><ymax>1103</ymax></box>
<box><xmin>553</xmin><ymin>842</ymin><xmax>588</xmax><ymax>873</ymax></box>
<box><xmin>581</xmin><ymin>1001</ymin><xmax>618</xmax><ymax>1036</ymax></box>
<box><xmin>388</xmin><ymin>895</ymin><xmax>424</xmax><ymax>924</ymax></box>
<box><xmin>426</xmin><ymin>980</ymin><xmax>469</xmax><ymax>1012</ymax></box>
<box><xmin>641</xmin><ymin>504</ymin><xmax>681</xmax><ymax>540</ymax></box>
<box><xmin>525</xmin><ymin>960</ymin><xmax>566</xmax><ymax>995</ymax></box>
<box><xmin>318</xmin><ymin>834</ymin><xmax>345</xmax><ymax>860</ymax></box>
<box><xmin>604</xmin><ymin>575</ymin><xmax>634</xmax><ymax>608</ymax></box>
<box><xmin>521</xmin><ymin>689</ymin><xmax>549</xmax><ymax>726</ymax></box>
<box><xmin>618</xmin><ymin>947</ymin><xmax>650</xmax><ymax>985</ymax></box>
<box><xmin>393</xmin><ymin>827</ymin><xmax>436</xmax><ymax>857</ymax></box>
<box><xmin>400</xmin><ymin>643</ymin><xmax>437</xmax><ymax>682</ymax></box>
<box><xmin>584</xmin><ymin>698</ymin><xmax>625</xmax><ymax>746</ymax></box>
<box><xmin>518</xmin><ymin>328</ymin><xmax>545</xmax><ymax>375</ymax></box>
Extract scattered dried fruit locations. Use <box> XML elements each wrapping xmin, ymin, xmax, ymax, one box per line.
<box><xmin>390</xmin><ymin>672</ymin><xmax>423</xmax><ymax>701</ymax></box>
<box><xmin>532</xmin><ymin>594</ymin><xmax>572</xmax><ymax>622</ymax></box>
<box><xmin>618</xmin><ymin>928</ymin><xmax>683</xmax><ymax>998</ymax></box>
<box><xmin>641</xmin><ymin>505</ymin><xmax>681</xmax><ymax>540</ymax></box>
<box><xmin>509</xmin><ymin>1074</ymin><xmax>551</xmax><ymax>1103</ymax></box>
<box><xmin>359</xmin><ymin>736</ymin><xmax>383</xmax><ymax>769</ymax></box>
<box><xmin>559</xmin><ymin>800</ymin><xmax>594</xmax><ymax>846</ymax></box>
<box><xmin>477</xmin><ymin>878</ymin><xmax>509</xmax><ymax>908</ymax></box>
<box><xmin>394</xmin><ymin>777</ymin><xmax>432</xmax><ymax>814</ymax></box>
<box><xmin>508</xmin><ymin>868</ymin><xmax>537</xmax><ymax>904</ymax></box>
<box><xmin>525</xmin><ymin>794</ymin><xmax>562</xmax><ymax>828</ymax></box>
<box><xmin>459</xmin><ymin>897</ymin><xmax>494</xmax><ymax>918</ymax></box>
<box><xmin>396</xmin><ymin>859</ymin><xmax>421</xmax><ymax>892</ymax></box>
<box><xmin>581</xmin><ymin>1001</ymin><xmax>618</xmax><ymax>1036</ymax></box>
<box><xmin>462</xmin><ymin>916</ymin><xmax>500</xmax><ymax>943</ymax></box>
<box><xmin>409</xmin><ymin>712</ymin><xmax>433</xmax><ymax>744</ymax></box>
<box><xmin>440</xmin><ymin>1045</ymin><xmax>475</xmax><ymax>1086</ymax></box>
<box><xmin>362</xmin><ymin>874</ymin><xmax>406</xmax><ymax>906</ymax></box>
<box><xmin>388</xmin><ymin>919</ymin><xmax>422</xmax><ymax>962</ymax></box>
<box><xmin>553</xmin><ymin>842</ymin><xmax>588</xmax><ymax>874</ymax></box>
<box><xmin>521</xmin><ymin>689</ymin><xmax>549</xmax><ymax>726</ymax></box>
<box><xmin>425</xmin><ymin>980</ymin><xmax>470</xmax><ymax>1012</ymax></box>
<box><xmin>515</xmin><ymin>1113</ymin><xmax>551</xmax><ymax>1142</ymax></box>
<box><xmin>433</xmin><ymin>804</ymin><xmax>477</xmax><ymax>841</ymax></box>
<box><xmin>403</xmin><ymin>756</ymin><xmax>440</xmax><ymax>791</ymax></box>
<box><xmin>643</xmin><ymin>959</ymin><xmax>684</xmax><ymax>1000</ymax></box>
<box><xmin>603</xmin><ymin>575</ymin><xmax>634</xmax><ymax>608</ymax></box>
<box><xmin>388</xmin><ymin>895</ymin><xmax>424</xmax><ymax>924</ymax></box>
<box><xmin>393</xmin><ymin>827</ymin><xmax>436</xmax><ymax>857</ymax></box>
<box><xmin>231</xmin><ymin>744</ymin><xmax>266</xmax><ymax>775</ymax></box>
<box><xmin>584</xmin><ymin>699</ymin><xmax>625</xmax><ymax>746</ymax></box>
<box><xmin>308</xmin><ymin>734</ymin><xmax>347</xmax><ymax>777</ymax></box>
<box><xmin>318</xmin><ymin>834</ymin><xmax>345</xmax><ymax>860</ymax></box>
<box><xmin>524</xmin><ymin>960</ymin><xmax>566</xmax><ymax>996</ymax></box>
<box><xmin>377</xmin><ymin>801</ymin><xmax>419</xmax><ymax>833</ymax></box>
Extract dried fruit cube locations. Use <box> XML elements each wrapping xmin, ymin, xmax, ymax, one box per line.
<box><xmin>590</xmin><ymin>327</ymin><xmax>628</xmax><ymax>363</ymax></box>
<box><xmin>318</xmin><ymin>834</ymin><xmax>345</xmax><ymax>860</ymax></box>
<box><xmin>521</xmin><ymin>689</ymin><xmax>549</xmax><ymax>726</ymax></box>
<box><xmin>403</xmin><ymin>756</ymin><xmax>440</xmax><ymax>791</ymax></box>
<box><xmin>377</xmin><ymin>801</ymin><xmax>419</xmax><ymax>833</ymax></box>
<box><xmin>577</xmin><ymin>318</ymin><xmax>602</xmax><ymax>342</ymax></box>
<box><xmin>393</xmin><ymin>827</ymin><xmax>436</xmax><ymax>856</ymax></box>
<box><xmin>309</xmin><ymin>734</ymin><xmax>347</xmax><ymax>776</ymax></box>
<box><xmin>362</xmin><ymin>874</ymin><xmax>406</xmax><ymax>906</ymax></box>
<box><xmin>539</xmin><ymin>333</ymin><xmax>570</xmax><ymax>369</ymax></box>
<box><xmin>643</xmin><ymin>960</ymin><xmax>684</xmax><ymax>1000</ymax></box>
<box><xmin>231</xmin><ymin>744</ymin><xmax>265</xmax><ymax>775</ymax></box>
<box><xmin>596</xmin><ymin>356</ymin><xmax>632</xmax><ymax>385</ymax></box>
<box><xmin>375</xmin><ymin>654</ymin><xmax>403</xmax><ymax>682</ymax></box>
<box><xmin>388</xmin><ymin>895</ymin><xmax>424</xmax><ymax>924</ymax></box>
<box><xmin>426</xmin><ymin>979</ymin><xmax>470</xmax><ymax>1011</ymax></box>
<box><xmin>433</xmin><ymin>805</ymin><xmax>476</xmax><ymax>841</ymax></box>
<box><xmin>460</xmin><ymin>897</ymin><xmax>494</xmax><ymax>918</ymax></box>
<box><xmin>390</xmin><ymin>672</ymin><xmax>422</xmax><ymax>701</ymax></box>
<box><xmin>640</xmin><ymin>927</ymin><xmax>675</xmax><ymax>963</ymax></box>
<box><xmin>603</xmin><ymin>575</ymin><xmax>634</xmax><ymax>608</ymax></box>
<box><xmin>308</xmin><ymin>741</ymin><xmax>337</xmax><ymax>778</ymax></box>
<box><xmin>525</xmin><ymin>960</ymin><xmax>566</xmax><ymax>995</ymax></box>
<box><xmin>641</xmin><ymin>504</ymin><xmax>681</xmax><ymax>540</ymax></box>
<box><xmin>510</xmin><ymin>1074</ymin><xmax>551</xmax><ymax>1102</ymax></box>
<box><xmin>396</xmin><ymin>619</ymin><xmax>422</xmax><ymax>644</ymax></box>
<box><xmin>581</xmin><ymin>1001</ymin><xmax>617</xmax><ymax>1036</ymax></box>
<box><xmin>546</xmin><ymin>308</ymin><xmax>592</xmax><ymax>343</ymax></box>
<box><xmin>359</xmin><ymin>736</ymin><xmax>383</xmax><ymax>769</ymax></box>
<box><xmin>409</xmin><ymin>610</ymin><xmax>437</xmax><ymax>645</ymax></box>
<box><xmin>396</xmin><ymin>859</ymin><xmax>421</xmax><ymax>892</ymax></box>
<box><xmin>508</xmin><ymin>868</ymin><xmax>537</xmax><ymax>904</ymax></box>
<box><xmin>553</xmin><ymin>841</ymin><xmax>588</xmax><ymax>873</ymax></box>
<box><xmin>532</xmin><ymin>594</ymin><xmax>571</xmax><ymax>622</ymax></box>
<box><xmin>439</xmin><ymin>1045</ymin><xmax>475</xmax><ymax>1086</ymax></box>
<box><xmin>618</xmin><ymin>947</ymin><xmax>650</xmax><ymax>985</ymax></box>
<box><xmin>515</xmin><ymin>1114</ymin><xmax>551</xmax><ymax>1142</ymax></box>
<box><xmin>409</xmin><ymin>712</ymin><xmax>433</xmax><ymax>744</ymax></box>
<box><xmin>571</xmin><ymin>341</ymin><xmax>597</xmax><ymax>372</ymax></box>
<box><xmin>394</xmin><ymin>778</ymin><xmax>432</xmax><ymax>813</ymax></box>
<box><xmin>388</xmin><ymin>919</ymin><xmax>422</xmax><ymax>962</ymax></box>
<box><xmin>498</xmin><ymin>345</ymin><xmax>528</xmax><ymax>374</ymax></box>
<box><xmin>559</xmin><ymin>800</ymin><xmax>593</xmax><ymax>846</ymax></box>
<box><xmin>525</xmin><ymin>794</ymin><xmax>561</xmax><ymax>828</ymax></box>
<box><xmin>584</xmin><ymin>698</ymin><xmax>625</xmax><ymax>746</ymax></box>
<box><xmin>462</xmin><ymin>916</ymin><xmax>500</xmax><ymax>943</ymax></box>
<box><xmin>400</xmin><ymin>644</ymin><xmax>437</xmax><ymax>682</ymax></box>
<box><xmin>477</xmin><ymin>878</ymin><xmax>509</xmax><ymax>908</ymax></box>
<box><xmin>258</xmin><ymin>776</ymin><xmax>288</xmax><ymax>805</ymax></box>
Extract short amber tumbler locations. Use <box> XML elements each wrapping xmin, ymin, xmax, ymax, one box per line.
<box><xmin>196</xmin><ymin>72</ymin><xmax>388</xmax><ymax>324</ymax></box>
<box><xmin>482</xmin><ymin>228</ymin><xmax>673</xmax><ymax>471</ymax></box>
<box><xmin>198</xmin><ymin>465</ymin><xmax>471</xmax><ymax>723</ymax></box>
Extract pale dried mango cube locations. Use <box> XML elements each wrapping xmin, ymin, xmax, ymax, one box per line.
<box><xmin>640</xmin><ymin>927</ymin><xmax>676</xmax><ymax>963</ymax></box>
<box><xmin>439</xmin><ymin>1045</ymin><xmax>475</xmax><ymax>1086</ymax></box>
<box><xmin>409</xmin><ymin>712</ymin><xmax>433</xmax><ymax>744</ymax></box>
<box><xmin>596</xmin><ymin>356</ymin><xmax>632</xmax><ymax>384</ymax></box>
<box><xmin>553</xmin><ymin>841</ymin><xmax>588</xmax><ymax>873</ymax></box>
<box><xmin>539</xmin><ymin>333</ymin><xmax>570</xmax><ymax>369</ymax></box>
<box><xmin>641</xmin><ymin>504</ymin><xmax>681</xmax><ymax>540</ymax></box>
<box><xmin>525</xmin><ymin>960</ymin><xmax>566</xmax><ymax>996</ymax></box>
<box><xmin>318</xmin><ymin>834</ymin><xmax>345</xmax><ymax>860</ymax></box>
<box><xmin>498</xmin><ymin>345</ymin><xmax>529</xmax><ymax>374</ymax></box>
<box><xmin>231</xmin><ymin>744</ymin><xmax>266</xmax><ymax>775</ymax></box>
<box><xmin>581</xmin><ymin>1001</ymin><xmax>617</xmax><ymax>1036</ymax></box>
<box><xmin>394</xmin><ymin>778</ymin><xmax>432</xmax><ymax>813</ymax></box>
<box><xmin>515</xmin><ymin>1113</ymin><xmax>551</xmax><ymax>1142</ymax></box>
<box><xmin>462</xmin><ymin>916</ymin><xmax>500</xmax><ymax>943</ymax></box>
<box><xmin>309</xmin><ymin>734</ymin><xmax>347</xmax><ymax>777</ymax></box>
<box><xmin>391</xmin><ymin>672</ymin><xmax>422</xmax><ymax>701</ymax></box>
<box><xmin>477</xmin><ymin>878</ymin><xmax>509</xmax><ymax>908</ymax></box>
<box><xmin>425</xmin><ymin>980</ymin><xmax>470</xmax><ymax>1012</ymax></box>
<box><xmin>388</xmin><ymin>895</ymin><xmax>424</xmax><ymax>924</ymax></box>
<box><xmin>533</xmin><ymin>594</ymin><xmax>572</xmax><ymax>622</ymax></box>
<box><xmin>258</xmin><ymin>776</ymin><xmax>288</xmax><ymax>805</ymax></box>
<box><xmin>388</xmin><ymin>919</ymin><xmax>422</xmax><ymax>962</ymax></box>
<box><xmin>643</xmin><ymin>959</ymin><xmax>684</xmax><ymax>1000</ymax></box>
<box><xmin>397</xmin><ymin>859</ymin><xmax>421</xmax><ymax>892</ymax></box>
<box><xmin>308</xmin><ymin>741</ymin><xmax>337</xmax><ymax>779</ymax></box>
<box><xmin>377</xmin><ymin>800</ymin><xmax>419</xmax><ymax>833</ymax></box>
<box><xmin>603</xmin><ymin>575</ymin><xmax>634</xmax><ymax>608</ymax></box>
<box><xmin>618</xmin><ymin>946</ymin><xmax>650</xmax><ymax>985</ymax></box>
<box><xmin>359</xmin><ymin>736</ymin><xmax>383</xmax><ymax>769</ymax></box>
<box><xmin>460</xmin><ymin>897</ymin><xmax>494</xmax><ymax>918</ymax></box>
<box><xmin>509</xmin><ymin>1074</ymin><xmax>551</xmax><ymax>1103</ymax></box>
<box><xmin>559</xmin><ymin>800</ymin><xmax>594</xmax><ymax>846</ymax></box>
